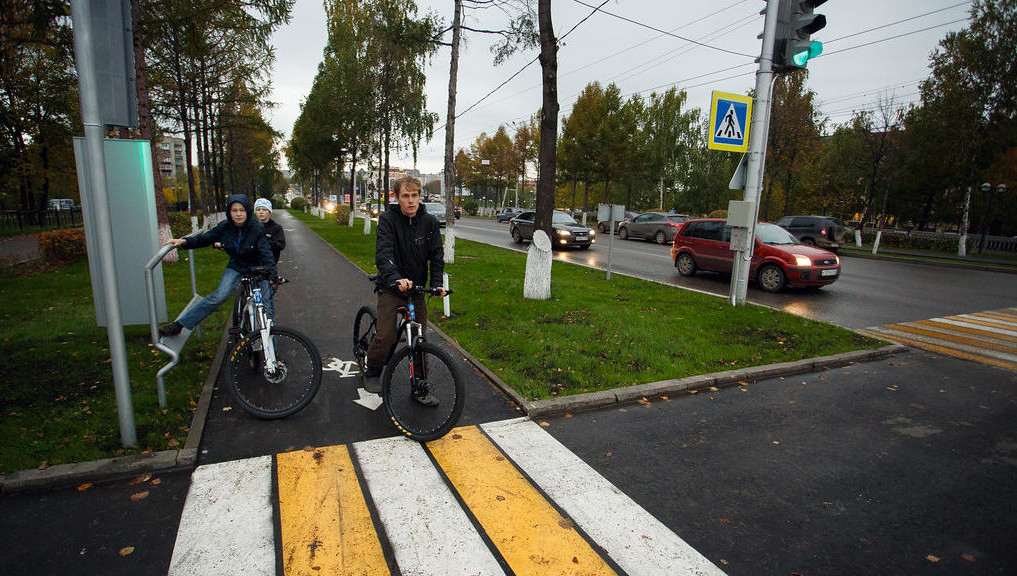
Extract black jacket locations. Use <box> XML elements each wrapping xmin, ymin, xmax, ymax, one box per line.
<box><xmin>262</xmin><ymin>218</ymin><xmax>286</xmax><ymax>263</ymax></box>
<box><xmin>375</xmin><ymin>202</ymin><xmax>444</xmax><ymax>289</ymax></box>
<box><xmin>181</xmin><ymin>194</ymin><xmax>277</xmax><ymax>279</ymax></box>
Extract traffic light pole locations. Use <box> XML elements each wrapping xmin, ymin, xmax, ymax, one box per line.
<box><xmin>730</xmin><ymin>0</ymin><xmax>780</xmax><ymax>306</ymax></box>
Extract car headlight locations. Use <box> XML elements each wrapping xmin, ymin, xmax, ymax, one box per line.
<box><xmin>589</xmin><ymin>230</ymin><xmax>596</xmax><ymax>237</ymax></box>
<box><xmin>793</xmin><ymin>255</ymin><xmax>812</xmax><ymax>267</ymax></box>
<box><xmin>558</xmin><ymin>229</ymin><xmax>571</xmax><ymax>236</ymax></box>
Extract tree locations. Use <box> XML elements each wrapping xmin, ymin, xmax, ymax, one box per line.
<box><xmin>762</xmin><ymin>72</ymin><xmax>823</xmax><ymax>221</ymax></box>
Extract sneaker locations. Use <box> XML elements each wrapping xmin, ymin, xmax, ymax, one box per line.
<box><xmin>159</xmin><ymin>321</ymin><xmax>183</xmax><ymax>337</ymax></box>
<box><xmin>363</xmin><ymin>366</ymin><xmax>382</xmax><ymax>394</ymax></box>
<box><xmin>413</xmin><ymin>385</ymin><xmax>439</xmax><ymax>407</ymax></box>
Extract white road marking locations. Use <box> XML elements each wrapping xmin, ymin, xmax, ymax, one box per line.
<box><xmin>168</xmin><ymin>457</ymin><xmax>275</xmax><ymax>576</ymax></box>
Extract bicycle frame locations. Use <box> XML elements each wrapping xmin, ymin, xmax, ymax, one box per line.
<box><xmin>237</xmin><ymin>278</ymin><xmax>279</xmax><ymax>374</ymax></box>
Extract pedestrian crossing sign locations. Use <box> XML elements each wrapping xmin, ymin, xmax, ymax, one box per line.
<box><xmin>708</xmin><ymin>91</ymin><xmax>753</xmax><ymax>152</ymax></box>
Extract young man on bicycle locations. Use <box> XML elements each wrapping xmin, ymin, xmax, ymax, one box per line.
<box><xmin>159</xmin><ymin>194</ymin><xmax>277</xmax><ymax>337</ymax></box>
<box><xmin>364</xmin><ymin>177</ymin><xmax>446</xmax><ymax>404</ymax></box>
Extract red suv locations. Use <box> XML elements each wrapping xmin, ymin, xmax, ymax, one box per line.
<box><xmin>670</xmin><ymin>219</ymin><xmax>841</xmax><ymax>292</ymax></box>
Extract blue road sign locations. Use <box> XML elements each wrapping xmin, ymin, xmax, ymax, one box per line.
<box><xmin>708</xmin><ymin>91</ymin><xmax>753</xmax><ymax>153</ymax></box>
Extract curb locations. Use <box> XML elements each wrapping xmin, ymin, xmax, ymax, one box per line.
<box><xmin>435</xmin><ymin>319</ymin><xmax>907</xmax><ymax>418</ymax></box>
<box><xmin>0</xmin><ymin>324</ymin><xmax>231</xmax><ymax>495</ymax></box>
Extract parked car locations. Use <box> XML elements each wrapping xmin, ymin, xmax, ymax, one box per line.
<box><xmin>509</xmin><ymin>210</ymin><xmax>595</xmax><ymax>249</ymax></box>
<box><xmin>618</xmin><ymin>212</ymin><xmax>689</xmax><ymax>244</ymax></box>
<box><xmin>670</xmin><ymin>219</ymin><xmax>840</xmax><ymax>292</ymax></box>
<box><xmin>775</xmin><ymin>215</ymin><xmax>846</xmax><ymax>251</ymax></box>
<box><xmin>423</xmin><ymin>202</ymin><xmax>447</xmax><ymax>226</ymax></box>
<box><xmin>597</xmin><ymin>210</ymin><xmax>640</xmax><ymax>234</ymax></box>
<box><xmin>497</xmin><ymin>207</ymin><xmax>525</xmax><ymax>223</ymax></box>
<box><xmin>48</xmin><ymin>198</ymin><xmax>76</xmax><ymax>211</ymax></box>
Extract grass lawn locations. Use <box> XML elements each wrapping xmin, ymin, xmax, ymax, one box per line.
<box><xmin>295</xmin><ymin>212</ymin><xmax>882</xmax><ymax>401</ymax></box>
<box><xmin>0</xmin><ymin>250</ymin><xmax>231</xmax><ymax>474</ymax></box>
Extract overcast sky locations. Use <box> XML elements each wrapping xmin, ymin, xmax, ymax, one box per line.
<box><xmin>265</xmin><ymin>0</ymin><xmax>972</xmax><ymax>174</ymax></box>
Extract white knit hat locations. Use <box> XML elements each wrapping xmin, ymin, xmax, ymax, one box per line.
<box><xmin>253</xmin><ymin>198</ymin><xmax>273</xmax><ymax>213</ymax></box>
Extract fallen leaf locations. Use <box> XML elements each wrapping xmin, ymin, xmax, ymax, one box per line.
<box><xmin>222</xmin><ymin>406</ymin><xmax>232</xmax><ymax>412</ymax></box>
<box><xmin>496</xmin><ymin>495</ymin><xmax>506</xmax><ymax>501</ymax></box>
<box><xmin>709</xmin><ymin>387</ymin><xmax>719</xmax><ymax>392</ymax></box>
<box><xmin>689</xmin><ymin>390</ymin><xmax>699</xmax><ymax>395</ymax></box>
<box><xmin>452</xmin><ymin>433</ymin><xmax>463</xmax><ymax>440</ymax></box>
<box><xmin>539</xmin><ymin>421</ymin><xmax>550</xmax><ymax>427</ymax></box>
<box><xmin>38</xmin><ymin>461</ymin><xmax>48</xmax><ymax>470</ymax></box>
<box><xmin>167</xmin><ymin>438</ymin><xmax>180</xmax><ymax>447</ymax></box>
<box><xmin>564</xmin><ymin>413</ymin><xmax>573</xmax><ymax>418</ymax></box>
<box><xmin>738</xmin><ymin>381</ymin><xmax>749</xmax><ymax>386</ymax></box>
<box><xmin>130</xmin><ymin>491</ymin><xmax>149</xmax><ymax>501</ymax></box>
<box><xmin>605</xmin><ymin>451</ymin><xmax>612</xmax><ymax>457</ymax></box>
<box><xmin>926</xmin><ymin>555</ymin><xmax>940</xmax><ymax>563</ymax></box>
<box><xmin>77</xmin><ymin>483</ymin><xmax>93</xmax><ymax>492</ymax></box>
<box><xmin>151</xmin><ymin>478</ymin><xmax>162</xmax><ymax>486</ymax></box>
<box><xmin>572</xmin><ymin>557</ymin><xmax>579</xmax><ymax>564</ymax></box>
<box><xmin>119</xmin><ymin>547</ymin><xmax>135</xmax><ymax>557</ymax></box>
<box><xmin>718</xmin><ymin>518</ymin><xmax>731</xmax><ymax>524</ymax></box>
<box><xmin>130</xmin><ymin>473</ymin><xmax>152</xmax><ymax>485</ymax></box>
<box><xmin>660</xmin><ymin>395</ymin><xmax>669</xmax><ymax>401</ymax></box>
<box><xmin>961</xmin><ymin>553</ymin><xmax>977</xmax><ymax>562</ymax></box>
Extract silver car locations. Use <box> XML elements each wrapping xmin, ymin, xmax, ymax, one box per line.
<box><xmin>423</xmin><ymin>202</ymin><xmax>447</xmax><ymax>227</ymax></box>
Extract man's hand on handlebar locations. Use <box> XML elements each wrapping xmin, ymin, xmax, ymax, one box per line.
<box><xmin>396</xmin><ymin>278</ymin><xmax>413</xmax><ymax>293</ymax></box>
<box><xmin>271</xmin><ymin>276</ymin><xmax>288</xmax><ymax>288</ymax></box>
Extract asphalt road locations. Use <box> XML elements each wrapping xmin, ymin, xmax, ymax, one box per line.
<box><xmin>451</xmin><ymin>216</ymin><xmax>1017</xmax><ymax>329</ymax></box>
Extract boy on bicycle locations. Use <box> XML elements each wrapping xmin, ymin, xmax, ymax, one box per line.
<box><xmin>253</xmin><ymin>198</ymin><xmax>285</xmax><ymax>264</ymax></box>
<box><xmin>159</xmin><ymin>194</ymin><xmax>277</xmax><ymax>337</ymax></box>
<box><xmin>364</xmin><ymin>177</ymin><xmax>446</xmax><ymax>404</ymax></box>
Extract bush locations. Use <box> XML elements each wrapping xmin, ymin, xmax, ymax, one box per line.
<box><xmin>334</xmin><ymin>204</ymin><xmax>351</xmax><ymax>224</ymax></box>
<box><xmin>270</xmin><ymin>196</ymin><xmax>286</xmax><ymax>210</ymax></box>
<box><xmin>38</xmin><ymin>229</ymin><xmax>86</xmax><ymax>264</ymax></box>
<box><xmin>290</xmin><ymin>197</ymin><xmax>308</xmax><ymax>211</ymax></box>
<box><xmin>169</xmin><ymin>212</ymin><xmax>192</xmax><ymax>238</ymax></box>
<box><xmin>707</xmin><ymin>209</ymin><xmax>727</xmax><ymax>218</ymax></box>
<box><xmin>462</xmin><ymin>199</ymin><xmax>478</xmax><ymax>216</ymax></box>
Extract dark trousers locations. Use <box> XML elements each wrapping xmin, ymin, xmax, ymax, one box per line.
<box><xmin>366</xmin><ymin>290</ymin><xmax>427</xmax><ymax>369</ymax></box>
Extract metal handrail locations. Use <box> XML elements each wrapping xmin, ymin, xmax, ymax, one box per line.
<box><xmin>145</xmin><ymin>234</ymin><xmax>202</xmax><ymax>407</ymax></box>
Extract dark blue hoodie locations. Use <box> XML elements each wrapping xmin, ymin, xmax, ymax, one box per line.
<box><xmin>180</xmin><ymin>194</ymin><xmax>277</xmax><ymax>279</ymax></box>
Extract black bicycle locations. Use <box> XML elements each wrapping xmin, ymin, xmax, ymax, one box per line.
<box><xmin>224</xmin><ymin>267</ymin><xmax>322</xmax><ymax>418</ymax></box>
<box><xmin>353</xmin><ymin>275</ymin><xmax>465</xmax><ymax>441</ymax></box>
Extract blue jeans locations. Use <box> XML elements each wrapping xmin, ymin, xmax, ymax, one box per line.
<box><xmin>177</xmin><ymin>268</ymin><xmax>273</xmax><ymax>330</ymax></box>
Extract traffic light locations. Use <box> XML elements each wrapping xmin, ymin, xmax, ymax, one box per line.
<box><xmin>773</xmin><ymin>0</ymin><xmax>828</xmax><ymax>72</ymax></box>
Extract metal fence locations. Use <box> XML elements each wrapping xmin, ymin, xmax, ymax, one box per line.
<box><xmin>0</xmin><ymin>208</ymin><xmax>83</xmax><ymax>233</ymax></box>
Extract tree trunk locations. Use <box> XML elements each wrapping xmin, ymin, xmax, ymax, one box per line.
<box><xmin>443</xmin><ymin>0</ymin><xmax>462</xmax><ymax>264</ymax></box>
<box><xmin>525</xmin><ymin>0</ymin><xmax>558</xmax><ymax>300</ymax></box>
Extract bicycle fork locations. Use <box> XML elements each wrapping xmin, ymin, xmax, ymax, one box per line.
<box><xmin>252</xmin><ymin>288</ymin><xmax>278</xmax><ymax>374</ymax></box>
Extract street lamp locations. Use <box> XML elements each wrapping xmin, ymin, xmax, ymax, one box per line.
<box><xmin>977</xmin><ymin>182</ymin><xmax>1008</xmax><ymax>254</ymax></box>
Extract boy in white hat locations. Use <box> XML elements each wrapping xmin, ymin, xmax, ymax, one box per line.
<box><xmin>253</xmin><ymin>198</ymin><xmax>285</xmax><ymax>263</ymax></box>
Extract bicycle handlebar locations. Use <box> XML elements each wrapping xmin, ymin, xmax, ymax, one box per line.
<box><xmin>367</xmin><ymin>273</ymin><xmax>452</xmax><ymax>297</ymax></box>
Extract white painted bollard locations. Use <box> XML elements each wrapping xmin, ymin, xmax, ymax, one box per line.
<box><xmin>524</xmin><ymin>230</ymin><xmax>552</xmax><ymax>300</ymax></box>
<box><xmin>872</xmin><ymin>230</ymin><xmax>882</xmax><ymax>255</ymax></box>
<box><xmin>855</xmin><ymin>229</ymin><xmax>862</xmax><ymax>247</ymax></box>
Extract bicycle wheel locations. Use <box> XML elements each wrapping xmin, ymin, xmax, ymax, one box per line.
<box><xmin>352</xmin><ymin>306</ymin><xmax>377</xmax><ymax>375</ymax></box>
<box><xmin>225</xmin><ymin>327</ymin><xmax>322</xmax><ymax>419</ymax></box>
<box><xmin>382</xmin><ymin>341</ymin><xmax>465</xmax><ymax>441</ymax></box>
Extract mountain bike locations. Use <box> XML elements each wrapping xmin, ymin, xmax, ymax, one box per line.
<box><xmin>224</xmin><ymin>267</ymin><xmax>322</xmax><ymax>418</ymax></box>
<box><xmin>353</xmin><ymin>275</ymin><xmax>465</xmax><ymax>441</ymax></box>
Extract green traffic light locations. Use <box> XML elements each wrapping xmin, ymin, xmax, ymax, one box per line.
<box><xmin>792</xmin><ymin>40</ymin><xmax>824</xmax><ymax>67</ymax></box>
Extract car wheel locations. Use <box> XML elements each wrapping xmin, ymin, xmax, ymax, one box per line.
<box><xmin>619</xmin><ymin>227</ymin><xmax>629</xmax><ymax>240</ymax></box>
<box><xmin>676</xmin><ymin>253</ymin><xmax>697</xmax><ymax>277</ymax></box>
<box><xmin>511</xmin><ymin>227</ymin><xmax>523</xmax><ymax>244</ymax></box>
<box><xmin>801</xmin><ymin>237</ymin><xmax>816</xmax><ymax>247</ymax></box>
<box><xmin>758</xmin><ymin>264</ymin><xmax>786</xmax><ymax>293</ymax></box>
<box><xmin>654</xmin><ymin>230</ymin><xmax>667</xmax><ymax>244</ymax></box>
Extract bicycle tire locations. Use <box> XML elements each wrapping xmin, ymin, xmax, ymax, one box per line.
<box><xmin>382</xmin><ymin>341</ymin><xmax>465</xmax><ymax>441</ymax></box>
<box><xmin>352</xmin><ymin>306</ymin><xmax>377</xmax><ymax>375</ymax></box>
<box><xmin>225</xmin><ymin>327</ymin><xmax>322</xmax><ymax>419</ymax></box>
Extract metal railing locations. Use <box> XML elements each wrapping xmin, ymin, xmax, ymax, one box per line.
<box><xmin>145</xmin><ymin>236</ymin><xmax>203</xmax><ymax>407</ymax></box>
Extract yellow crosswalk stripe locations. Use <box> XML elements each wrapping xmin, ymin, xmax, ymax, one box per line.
<box><xmin>945</xmin><ymin>315</ymin><xmax>1017</xmax><ymax>331</ymax></box>
<box><xmin>858</xmin><ymin>328</ymin><xmax>1017</xmax><ymax>371</ymax></box>
<box><xmin>427</xmin><ymin>426</ymin><xmax>618</xmax><ymax>576</ymax></box>
<box><xmin>276</xmin><ymin>445</ymin><xmax>389</xmax><ymax>576</ymax></box>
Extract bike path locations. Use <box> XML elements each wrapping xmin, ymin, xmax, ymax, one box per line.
<box><xmin>197</xmin><ymin>208</ymin><xmax>521</xmax><ymax>465</ymax></box>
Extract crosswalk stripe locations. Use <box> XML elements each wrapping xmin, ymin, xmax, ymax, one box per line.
<box><xmin>923</xmin><ymin>316</ymin><xmax>1017</xmax><ymax>338</ymax></box>
<box><xmin>859</xmin><ymin>327</ymin><xmax>1017</xmax><ymax>371</ymax></box>
<box><xmin>171</xmin><ymin>419</ymin><xmax>728</xmax><ymax>575</ymax></box>
<box><xmin>889</xmin><ymin>324</ymin><xmax>1017</xmax><ymax>354</ymax></box>
<box><xmin>276</xmin><ymin>445</ymin><xmax>387</xmax><ymax>575</ymax></box>
<box><xmin>949</xmin><ymin>314</ymin><xmax>1017</xmax><ymax>332</ymax></box>
<box><xmin>427</xmin><ymin>425</ymin><xmax>618</xmax><ymax>576</ymax></box>
<box><xmin>169</xmin><ymin>457</ymin><xmax>276</xmax><ymax>576</ymax></box>
<box><xmin>970</xmin><ymin>312</ymin><xmax>1017</xmax><ymax>326</ymax></box>
<box><xmin>353</xmin><ymin>435</ymin><xmax>506</xmax><ymax>575</ymax></box>
<box><xmin>914</xmin><ymin>319</ymin><xmax>1017</xmax><ymax>343</ymax></box>
<box><xmin>483</xmin><ymin>418</ymin><xmax>728</xmax><ymax>576</ymax></box>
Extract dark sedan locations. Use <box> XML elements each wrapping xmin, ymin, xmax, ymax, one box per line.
<box><xmin>497</xmin><ymin>207</ymin><xmax>525</xmax><ymax>223</ymax></box>
<box><xmin>618</xmin><ymin>212</ymin><xmax>689</xmax><ymax>244</ymax></box>
<box><xmin>509</xmin><ymin>210</ymin><xmax>595</xmax><ymax>249</ymax></box>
